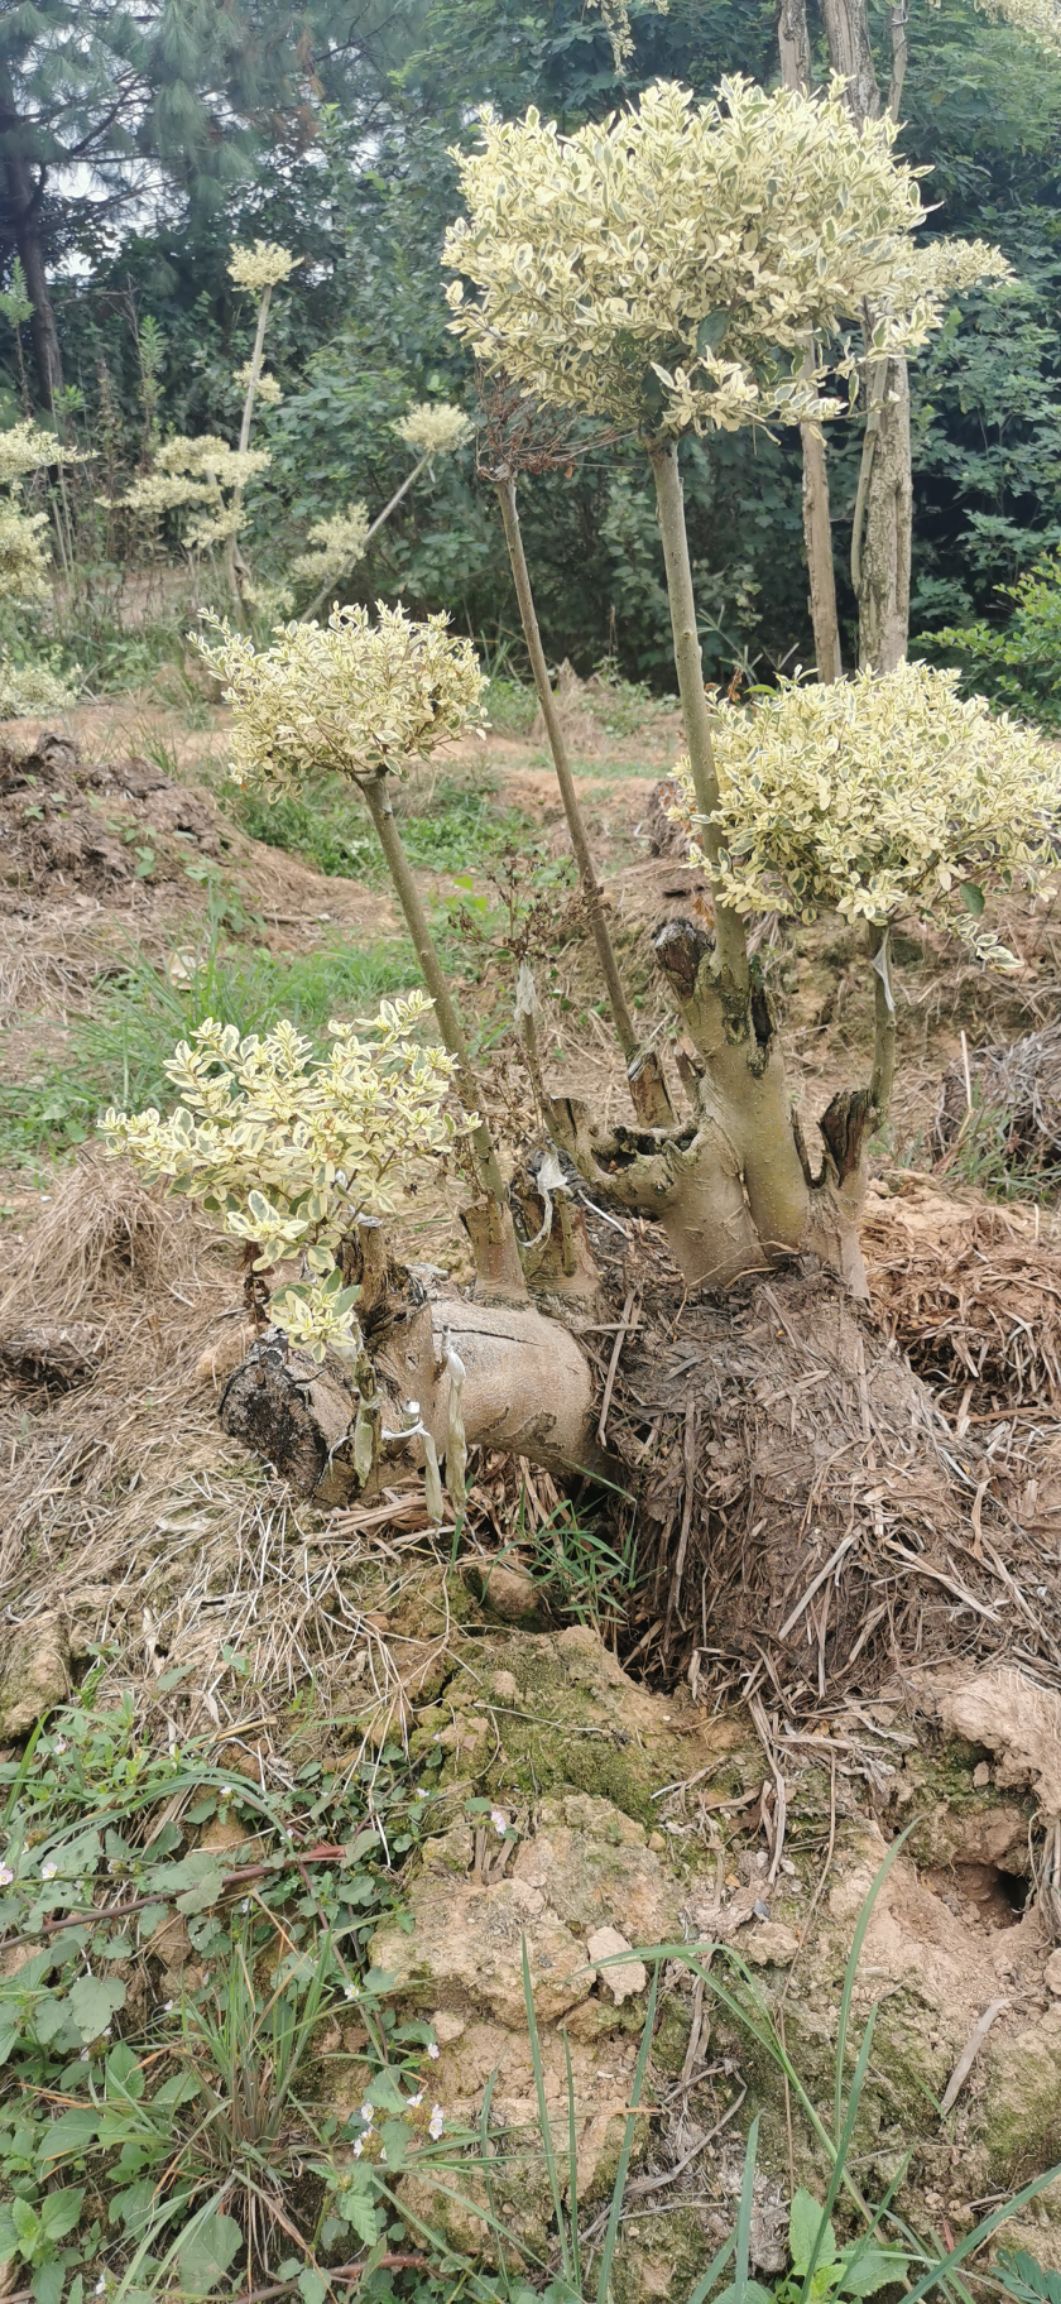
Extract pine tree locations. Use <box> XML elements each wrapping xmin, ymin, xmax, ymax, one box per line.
<box><xmin>0</xmin><ymin>0</ymin><xmax>411</xmax><ymax>408</ymax></box>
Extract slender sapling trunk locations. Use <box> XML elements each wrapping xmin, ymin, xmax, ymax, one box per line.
<box><xmin>304</xmin><ymin>451</ymin><xmax>433</xmax><ymax>623</ymax></box>
<box><xmin>648</xmin><ymin>440</ymin><xmax>750</xmax><ymax>1002</ymax></box>
<box><xmin>225</xmin><ymin>282</ymin><xmax>272</xmax><ymax>619</ymax></box>
<box><xmin>495</xmin><ymin>470</ymin><xmax>672</xmax><ymax>1126</ymax></box>
<box><xmin>359</xmin><ymin>773</ymin><xmax>526</xmax><ymax>1295</ymax></box>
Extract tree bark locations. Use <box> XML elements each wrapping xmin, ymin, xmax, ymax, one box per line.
<box><xmin>0</xmin><ymin>69</ymin><xmax>63</xmax><ymax>410</ymax></box>
<box><xmin>818</xmin><ymin>0</ymin><xmax>913</xmax><ymax>674</ymax></box>
<box><xmin>819</xmin><ymin>0</ymin><xmax>882</xmax><ymax>116</ymax></box>
<box><xmin>219</xmin><ymin>1293</ymin><xmax>613</xmax><ymax>1503</ymax></box>
<box><xmin>777</xmin><ymin>0</ymin><xmax>843</xmax><ymax>684</ymax></box>
<box><xmin>648</xmin><ymin>440</ymin><xmax>750</xmax><ymax>1004</ymax></box>
<box><xmin>853</xmin><ymin>355</ymin><xmax>912</xmax><ymax>676</ymax></box>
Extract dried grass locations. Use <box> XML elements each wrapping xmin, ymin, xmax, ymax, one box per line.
<box><xmin>934</xmin><ymin>1019</ymin><xmax>1061</xmax><ymax>1194</ymax></box>
<box><xmin>0</xmin><ymin>1155</ymin><xmax>446</xmax><ymax>1749</ymax></box>
<box><xmin>863</xmin><ymin>1172</ymin><xmax>1061</xmax><ymax>1417</ymax></box>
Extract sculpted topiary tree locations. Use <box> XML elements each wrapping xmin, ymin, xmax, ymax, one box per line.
<box><xmin>103</xmin><ymin>586</ymin><xmax>1054</xmax><ymax>1693</ymax></box>
<box><xmin>100</xmin><ymin>88</ymin><xmax>1059</xmax><ymax>1698</ymax></box>
<box><xmin>443</xmin><ymin>75</ymin><xmax>1026</xmax><ymax>1291</ymax></box>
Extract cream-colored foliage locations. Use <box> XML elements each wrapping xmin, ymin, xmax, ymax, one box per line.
<box><xmin>0</xmin><ymin>658</ymin><xmax>79</xmax><ymax>718</ymax></box>
<box><xmin>228</xmin><ymin>240</ymin><xmax>298</xmax><ymax>293</ymax></box>
<box><xmin>671</xmin><ymin>664</ymin><xmax>1058</xmax><ymax>957</ymax></box>
<box><xmin>978</xmin><ymin>0</ymin><xmax>1061</xmax><ymax>55</ymax></box>
<box><xmin>394</xmin><ymin>402</ymin><xmax>473</xmax><ymax>459</ymax></box>
<box><xmin>584</xmin><ymin>0</ymin><xmax>668</xmax><ymax>72</ymax></box>
<box><xmin>444</xmin><ymin>75</ymin><xmax>935</xmax><ymax>436</ymax></box>
<box><xmin>235</xmin><ymin>358</ymin><xmax>283</xmax><ymax>405</ymax></box>
<box><xmin>101</xmin><ymin>996</ymin><xmax>465</xmax><ymax>1362</ymax></box>
<box><xmin>0</xmin><ymin>419</ymin><xmax>75</xmax><ymax>489</ymax></box>
<box><xmin>199</xmin><ymin>602</ymin><xmax>486</xmax><ymax>789</ymax></box>
<box><xmin>108</xmin><ymin>434</ymin><xmax>270</xmax><ymax>552</ymax></box>
<box><xmin>291</xmin><ymin>503</ymin><xmax>371</xmax><ymax>590</ymax></box>
<box><xmin>0</xmin><ymin>420</ymin><xmax>84</xmax><ymax>606</ymax></box>
<box><xmin>0</xmin><ymin>502</ymin><xmax>51</xmax><ymax>604</ymax></box>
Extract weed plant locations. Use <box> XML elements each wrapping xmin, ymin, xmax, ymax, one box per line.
<box><xmin>3</xmin><ymin>1688</ymin><xmax>1060</xmax><ymax>2300</ymax></box>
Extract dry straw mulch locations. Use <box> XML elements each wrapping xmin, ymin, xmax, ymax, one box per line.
<box><xmin>3</xmin><ymin>1153</ymin><xmax>1061</xmax><ymax>1737</ymax></box>
<box><xmin>0</xmin><ymin>1156</ymin><xmax>438</xmax><ymax>1744</ymax></box>
<box><xmin>863</xmin><ymin>1172</ymin><xmax>1061</xmax><ymax>1419</ymax></box>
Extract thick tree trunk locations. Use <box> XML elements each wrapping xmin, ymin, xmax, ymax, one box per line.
<box><xmin>799</xmin><ymin>418</ymin><xmax>843</xmax><ymax>683</ymax></box>
<box><xmin>219</xmin><ymin>1293</ymin><xmax>613</xmax><ymax>1504</ymax></box>
<box><xmin>854</xmin><ymin>356</ymin><xmax>912</xmax><ymax>676</ymax></box>
<box><xmin>0</xmin><ymin>71</ymin><xmax>63</xmax><ymax>410</ymax></box>
<box><xmin>819</xmin><ymin>0</ymin><xmax>881</xmax><ymax>116</ymax></box>
<box><xmin>777</xmin><ymin>0</ymin><xmax>843</xmax><ymax>685</ymax></box>
<box><xmin>547</xmin><ymin>916</ymin><xmax>875</xmax><ymax>1299</ymax></box>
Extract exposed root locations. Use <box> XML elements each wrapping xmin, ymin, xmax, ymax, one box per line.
<box><xmin>573</xmin><ymin>1211</ymin><xmax>1061</xmax><ymax>1716</ymax></box>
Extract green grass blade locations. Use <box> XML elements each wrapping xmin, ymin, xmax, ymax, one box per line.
<box><xmin>521</xmin><ymin>1934</ymin><xmax>572</xmax><ymax>2281</ymax></box>
<box><xmin>834</xmin><ymin>1824</ymin><xmax>913</xmax><ymax>2140</ymax></box>
<box><xmin>594</xmin><ymin>1962</ymin><xmax>660</xmax><ymax>2304</ymax></box>
<box><xmin>564</xmin><ymin>2029</ymin><xmax>583</xmax><ymax>2300</ymax></box>
<box><xmin>734</xmin><ymin>2111</ymin><xmax>761</xmax><ymax>2296</ymax></box>
<box><xmin>901</xmin><ymin>2166</ymin><xmax>1061</xmax><ymax>2301</ymax></box>
<box><xmin>684</xmin><ymin>2229</ymin><xmax>736</xmax><ymax>2304</ymax></box>
<box><xmin>801</xmin><ymin>2011</ymin><xmax>876</xmax><ymax>2301</ymax></box>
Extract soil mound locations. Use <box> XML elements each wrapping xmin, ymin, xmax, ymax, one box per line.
<box><xmin>0</xmin><ymin>730</ymin><xmax>221</xmax><ymax>897</ymax></box>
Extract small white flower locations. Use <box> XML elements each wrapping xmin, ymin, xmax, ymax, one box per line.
<box><xmin>489</xmin><ymin>1808</ymin><xmax>508</xmax><ymax>1836</ymax></box>
<box><xmin>415</xmin><ymin>1789</ymin><xmax>429</xmax><ymax>1800</ymax></box>
<box><xmin>353</xmin><ymin>2135</ymin><xmax>364</xmax><ymax>2158</ymax></box>
<box><xmin>427</xmin><ymin>2040</ymin><xmax>440</xmax><ymax>2059</ymax></box>
<box><xmin>95</xmin><ymin>2280</ymin><xmax>106</xmax><ymax>2296</ymax></box>
<box><xmin>406</xmin><ymin>2088</ymin><xmax>424</xmax><ymax>2107</ymax></box>
<box><xmin>343</xmin><ymin>1981</ymin><xmax>359</xmax><ymax>2000</ymax></box>
<box><xmin>428</xmin><ymin>2103</ymin><xmax>445</xmax><ymax>2140</ymax></box>
<box><xmin>40</xmin><ymin>1861</ymin><xmax>58</xmax><ymax>1880</ymax></box>
<box><xmin>407</xmin><ymin>1398</ymin><xmax>420</xmax><ymax>1416</ymax></box>
<box><xmin>53</xmin><ymin>1737</ymin><xmax>67</xmax><ymax>1754</ymax></box>
<box><xmin>359</xmin><ymin>2101</ymin><xmax>374</xmax><ymax>2125</ymax></box>
<box><xmin>240</xmin><ymin>1898</ymin><xmax>249</xmax><ymax>1912</ymax></box>
<box><xmin>220</xmin><ymin>1784</ymin><xmax>234</xmax><ymax>1800</ymax></box>
<box><xmin>0</xmin><ymin>1863</ymin><xmax>13</xmax><ymax>1888</ymax></box>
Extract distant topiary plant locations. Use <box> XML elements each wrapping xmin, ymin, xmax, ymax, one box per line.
<box><xmin>0</xmin><ymin>419</ymin><xmax>83</xmax><ymax>608</ymax></box>
<box><xmin>198</xmin><ymin>602</ymin><xmax>523</xmax><ymax>1289</ymax></box>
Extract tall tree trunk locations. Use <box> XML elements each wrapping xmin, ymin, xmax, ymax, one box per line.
<box><xmin>854</xmin><ymin>357</ymin><xmax>911</xmax><ymax>676</ymax></box>
<box><xmin>0</xmin><ymin>70</ymin><xmax>63</xmax><ymax>410</ymax></box>
<box><xmin>819</xmin><ymin>0</ymin><xmax>912</xmax><ymax>674</ymax></box>
<box><xmin>777</xmin><ymin>0</ymin><xmax>843</xmax><ymax>683</ymax></box>
<box><xmin>819</xmin><ymin>0</ymin><xmax>881</xmax><ymax>118</ymax></box>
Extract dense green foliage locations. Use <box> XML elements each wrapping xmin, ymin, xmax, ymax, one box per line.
<box><xmin>1</xmin><ymin>0</ymin><xmax>1057</xmax><ymax>699</ymax></box>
